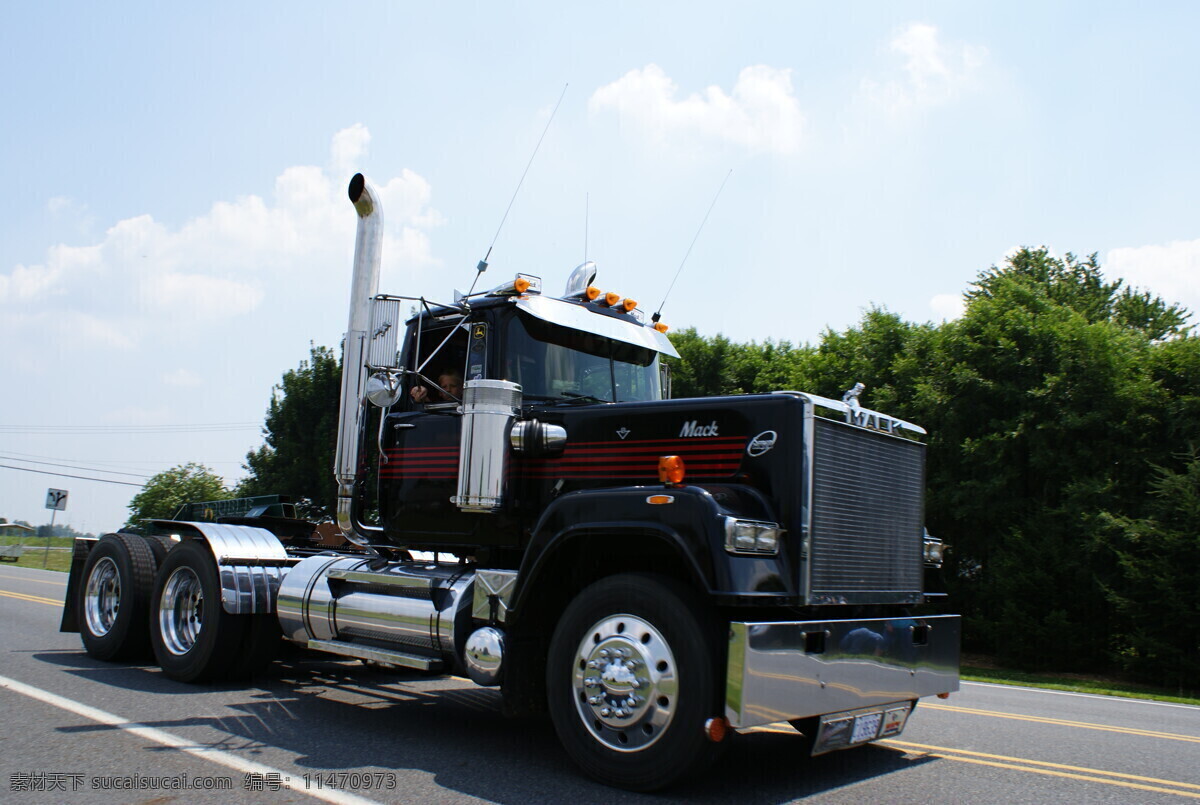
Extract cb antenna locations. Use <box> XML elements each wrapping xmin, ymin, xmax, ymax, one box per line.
<box><xmin>468</xmin><ymin>83</ymin><xmax>569</xmax><ymax>296</ymax></box>
<box><xmin>652</xmin><ymin>168</ymin><xmax>732</xmax><ymax>323</ymax></box>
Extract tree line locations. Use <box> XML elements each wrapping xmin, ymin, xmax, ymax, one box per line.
<box><xmin>129</xmin><ymin>248</ymin><xmax>1199</xmax><ymax>691</ymax></box>
<box><xmin>0</xmin><ymin>518</ymin><xmax>95</xmax><ymax>540</ymax></box>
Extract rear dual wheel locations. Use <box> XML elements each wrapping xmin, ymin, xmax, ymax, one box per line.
<box><xmin>547</xmin><ymin>573</ymin><xmax>724</xmax><ymax>791</ymax></box>
<box><xmin>150</xmin><ymin>539</ymin><xmax>279</xmax><ymax>682</ymax></box>
<box><xmin>78</xmin><ymin>533</ymin><xmax>159</xmax><ymax>661</ymax></box>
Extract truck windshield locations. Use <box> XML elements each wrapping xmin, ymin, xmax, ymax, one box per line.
<box><xmin>504</xmin><ymin>311</ymin><xmax>661</xmax><ymax>403</ymax></box>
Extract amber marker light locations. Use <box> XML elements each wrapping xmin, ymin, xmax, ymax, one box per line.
<box><xmin>621</xmin><ymin>297</ymin><xmax>638</xmax><ymax>313</ymax></box>
<box><xmin>704</xmin><ymin>717</ymin><xmax>728</xmax><ymax>743</ymax></box>
<box><xmin>603</xmin><ymin>291</ymin><xmax>620</xmax><ymax>306</ymax></box>
<box><xmin>658</xmin><ymin>455</ymin><xmax>685</xmax><ymax>485</ymax></box>
<box><xmin>585</xmin><ymin>286</ymin><xmax>601</xmax><ymax>301</ymax></box>
<box><xmin>514</xmin><ymin>277</ymin><xmax>531</xmax><ymax>293</ymax></box>
<box><xmin>653</xmin><ymin>322</ymin><xmax>669</xmax><ymax>333</ymax></box>
<box><xmin>646</xmin><ymin>494</ymin><xmax>675</xmax><ymax>505</ymax></box>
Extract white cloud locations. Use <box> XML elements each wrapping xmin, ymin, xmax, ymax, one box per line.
<box><xmin>1107</xmin><ymin>238</ymin><xmax>1200</xmax><ymax>313</ymax></box>
<box><xmin>589</xmin><ymin>64</ymin><xmax>805</xmax><ymax>156</ymax></box>
<box><xmin>162</xmin><ymin>369</ymin><xmax>202</xmax><ymax>388</ymax></box>
<box><xmin>0</xmin><ymin>125</ymin><xmax>442</xmax><ymax>347</ymax></box>
<box><xmin>142</xmin><ymin>273</ymin><xmax>264</xmax><ymax>319</ymax></box>
<box><xmin>331</xmin><ymin>123</ymin><xmax>370</xmax><ymax>179</ymax></box>
<box><xmin>929</xmin><ymin>293</ymin><xmax>966</xmax><ymax>321</ymax></box>
<box><xmin>862</xmin><ymin>23</ymin><xmax>987</xmax><ymax>114</ymax></box>
<box><xmin>101</xmin><ymin>405</ymin><xmax>173</xmax><ymax>427</ymax></box>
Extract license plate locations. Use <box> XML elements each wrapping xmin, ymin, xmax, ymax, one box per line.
<box><xmin>851</xmin><ymin>712</ymin><xmax>883</xmax><ymax>743</ymax></box>
<box><xmin>880</xmin><ymin>706</ymin><xmax>910</xmax><ymax>737</ymax></box>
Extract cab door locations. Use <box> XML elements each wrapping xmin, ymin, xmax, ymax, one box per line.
<box><xmin>378</xmin><ymin>314</ymin><xmax>513</xmax><ymax>547</ymax></box>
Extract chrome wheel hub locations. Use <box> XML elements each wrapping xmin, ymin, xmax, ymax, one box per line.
<box><xmin>159</xmin><ymin>567</ymin><xmax>203</xmax><ymax>656</ymax></box>
<box><xmin>572</xmin><ymin>614</ymin><xmax>677</xmax><ymax>752</ymax></box>
<box><xmin>84</xmin><ymin>557</ymin><xmax>120</xmax><ymax>637</ymax></box>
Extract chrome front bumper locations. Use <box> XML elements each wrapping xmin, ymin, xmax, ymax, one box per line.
<box><xmin>725</xmin><ymin>615</ymin><xmax>960</xmax><ymax>728</ymax></box>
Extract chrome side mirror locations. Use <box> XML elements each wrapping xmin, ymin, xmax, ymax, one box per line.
<box><xmin>365</xmin><ymin>371</ymin><xmax>403</xmax><ymax>408</ymax></box>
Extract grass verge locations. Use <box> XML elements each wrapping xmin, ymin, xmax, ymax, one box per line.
<box><xmin>4</xmin><ymin>549</ymin><xmax>73</xmax><ymax>573</ymax></box>
<box><xmin>0</xmin><ymin>535</ymin><xmax>75</xmax><ymax>548</ymax></box>
<box><xmin>962</xmin><ymin>662</ymin><xmax>1200</xmax><ymax>707</ymax></box>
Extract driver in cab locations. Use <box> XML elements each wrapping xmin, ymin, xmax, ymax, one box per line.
<box><xmin>410</xmin><ymin>369</ymin><xmax>463</xmax><ymax>404</ymax></box>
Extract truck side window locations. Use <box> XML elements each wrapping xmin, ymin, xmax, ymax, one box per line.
<box><xmin>405</xmin><ymin>319</ymin><xmax>469</xmax><ymax>409</ymax></box>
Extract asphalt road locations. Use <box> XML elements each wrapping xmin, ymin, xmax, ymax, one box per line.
<box><xmin>2</xmin><ymin>564</ymin><xmax>1198</xmax><ymax>804</ymax></box>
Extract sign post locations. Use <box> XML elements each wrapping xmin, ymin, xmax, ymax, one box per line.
<box><xmin>44</xmin><ymin>489</ymin><xmax>68</xmax><ymax>569</ymax></box>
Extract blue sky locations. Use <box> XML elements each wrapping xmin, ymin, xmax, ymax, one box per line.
<box><xmin>3</xmin><ymin>1</ymin><xmax>1198</xmax><ymax>532</ymax></box>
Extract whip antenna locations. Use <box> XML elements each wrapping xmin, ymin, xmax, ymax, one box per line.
<box><xmin>652</xmin><ymin>168</ymin><xmax>732</xmax><ymax>323</ymax></box>
<box><xmin>468</xmin><ymin>83</ymin><xmax>569</xmax><ymax>295</ymax></box>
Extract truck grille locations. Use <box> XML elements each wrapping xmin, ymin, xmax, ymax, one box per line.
<box><xmin>808</xmin><ymin>418</ymin><xmax>924</xmax><ymax>604</ymax></box>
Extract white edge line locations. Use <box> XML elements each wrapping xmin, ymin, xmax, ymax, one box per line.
<box><xmin>0</xmin><ymin>674</ymin><xmax>383</xmax><ymax>805</ymax></box>
<box><xmin>961</xmin><ymin>681</ymin><xmax>1200</xmax><ymax>711</ymax></box>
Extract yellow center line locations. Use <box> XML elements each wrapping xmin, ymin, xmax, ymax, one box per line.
<box><xmin>742</xmin><ymin>725</ymin><xmax>1200</xmax><ymax>799</ymax></box>
<box><xmin>0</xmin><ymin>574</ymin><xmax>67</xmax><ymax>586</ymax></box>
<box><xmin>882</xmin><ymin>742</ymin><xmax>1200</xmax><ymax>800</ymax></box>
<box><xmin>924</xmin><ymin>703</ymin><xmax>1200</xmax><ymax>743</ymax></box>
<box><xmin>0</xmin><ymin>589</ymin><xmax>62</xmax><ymax>607</ymax></box>
<box><xmin>883</xmin><ymin>739</ymin><xmax>1200</xmax><ymax>792</ymax></box>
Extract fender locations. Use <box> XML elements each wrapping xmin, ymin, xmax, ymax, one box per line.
<box><xmin>508</xmin><ymin>485</ymin><xmax>724</xmax><ymax>618</ymax></box>
<box><xmin>150</xmin><ymin>520</ymin><xmax>292</xmax><ymax>615</ymax></box>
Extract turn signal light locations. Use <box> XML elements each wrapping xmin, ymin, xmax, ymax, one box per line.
<box><xmin>514</xmin><ymin>277</ymin><xmax>531</xmax><ymax>293</ymax></box>
<box><xmin>658</xmin><ymin>455</ymin><xmax>685</xmax><ymax>485</ymax></box>
<box><xmin>621</xmin><ymin>298</ymin><xmax>638</xmax><ymax>313</ymax></box>
<box><xmin>653</xmin><ymin>322</ymin><xmax>669</xmax><ymax>333</ymax></box>
<box><xmin>585</xmin><ymin>286</ymin><xmax>601</xmax><ymax>301</ymax></box>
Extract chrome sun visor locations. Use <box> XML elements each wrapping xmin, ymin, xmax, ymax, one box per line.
<box><xmin>515</xmin><ymin>294</ymin><xmax>679</xmax><ymax>358</ymax></box>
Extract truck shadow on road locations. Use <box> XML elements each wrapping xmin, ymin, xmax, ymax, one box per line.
<box><xmin>36</xmin><ymin>650</ymin><xmax>936</xmax><ymax>803</ymax></box>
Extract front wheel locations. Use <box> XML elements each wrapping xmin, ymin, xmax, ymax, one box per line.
<box><xmin>546</xmin><ymin>573</ymin><xmax>724</xmax><ymax>791</ymax></box>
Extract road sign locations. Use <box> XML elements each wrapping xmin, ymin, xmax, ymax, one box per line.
<box><xmin>45</xmin><ymin>488</ymin><xmax>68</xmax><ymax>511</ymax></box>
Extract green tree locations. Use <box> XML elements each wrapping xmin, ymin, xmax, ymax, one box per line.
<box><xmin>1099</xmin><ymin>452</ymin><xmax>1200</xmax><ymax>692</ymax></box>
<box><xmin>797</xmin><ymin>307</ymin><xmax>936</xmax><ymax>419</ymax></box>
<box><xmin>665</xmin><ymin>327</ymin><xmax>809</xmax><ymax>398</ymax></box>
<box><xmin>238</xmin><ymin>344</ymin><xmax>342</xmax><ymax>519</ymax></box>
<box><xmin>665</xmin><ymin>328</ymin><xmax>741</xmax><ymax>397</ymax></box>
<box><xmin>919</xmin><ymin>248</ymin><xmax>1183</xmax><ymax>670</ymax></box>
<box><xmin>126</xmin><ymin>463</ymin><xmax>230</xmax><ymax>525</ymax></box>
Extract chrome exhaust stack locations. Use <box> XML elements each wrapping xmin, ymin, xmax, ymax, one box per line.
<box><xmin>335</xmin><ymin>173</ymin><xmax>385</xmax><ymax>546</ymax></box>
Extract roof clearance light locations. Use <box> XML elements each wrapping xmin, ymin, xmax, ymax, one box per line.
<box><xmin>489</xmin><ymin>274</ymin><xmax>541</xmax><ymax>297</ymax></box>
<box><xmin>515</xmin><ymin>274</ymin><xmax>541</xmax><ymax>294</ymax></box>
<box><xmin>653</xmin><ymin>322</ymin><xmax>669</xmax><ymax>333</ymax></box>
<box><xmin>603</xmin><ymin>291</ymin><xmax>620</xmax><ymax>306</ymax></box>
<box><xmin>658</xmin><ymin>455</ymin><xmax>685</xmax><ymax>485</ymax></box>
<box><xmin>585</xmin><ymin>286</ymin><xmax>601</xmax><ymax>301</ymax></box>
<box><xmin>621</xmin><ymin>298</ymin><xmax>638</xmax><ymax>313</ymax></box>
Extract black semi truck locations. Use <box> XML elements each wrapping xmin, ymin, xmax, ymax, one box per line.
<box><xmin>61</xmin><ymin>174</ymin><xmax>958</xmax><ymax>791</ymax></box>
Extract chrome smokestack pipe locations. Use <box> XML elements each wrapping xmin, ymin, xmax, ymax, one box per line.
<box><xmin>335</xmin><ymin>173</ymin><xmax>385</xmax><ymax>546</ymax></box>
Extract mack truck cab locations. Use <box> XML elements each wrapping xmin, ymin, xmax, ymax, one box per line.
<box><xmin>61</xmin><ymin>173</ymin><xmax>959</xmax><ymax>791</ymax></box>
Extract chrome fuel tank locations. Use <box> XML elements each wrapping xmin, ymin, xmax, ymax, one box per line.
<box><xmin>277</xmin><ymin>556</ymin><xmax>474</xmax><ymax>663</ymax></box>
